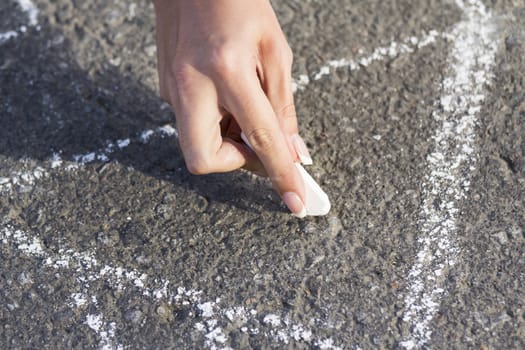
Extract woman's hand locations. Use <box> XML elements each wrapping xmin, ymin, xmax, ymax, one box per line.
<box><xmin>153</xmin><ymin>0</ymin><xmax>312</xmax><ymax>217</ymax></box>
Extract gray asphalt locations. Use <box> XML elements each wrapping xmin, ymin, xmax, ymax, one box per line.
<box><xmin>1</xmin><ymin>0</ymin><xmax>524</xmax><ymax>349</ymax></box>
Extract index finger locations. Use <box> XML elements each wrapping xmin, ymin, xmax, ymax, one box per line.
<box><xmin>222</xmin><ymin>75</ymin><xmax>306</xmax><ymax>217</ymax></box>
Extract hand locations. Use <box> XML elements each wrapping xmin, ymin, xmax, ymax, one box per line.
<box><xmin>153</xmin><ymin>0</ymin><xmax>312</xmax><ymax>217</ymax></box>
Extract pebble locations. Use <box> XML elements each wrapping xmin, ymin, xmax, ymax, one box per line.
<box><xmin>327</xmin><ymin>216</ymin><xmax>343</xmax><ymax>237</ymax></box>
<box><xmin>493</xmin><ymin>231</ymin><xmax>508</xmax><ymax>245</ymax></box>
<box><xmin>17</xmin><ymin>272</ymin><xmax>32</xmax><ymax>285</ymax></box>
<box><xmin>124</xmin><ymin>309</ymin><xmax>143</xmax><ymax>324</ymax></box>
<box><xmin>505</xmin><ymin>35</ymin><xmax>519</xmax><ymax>51</ymax></box>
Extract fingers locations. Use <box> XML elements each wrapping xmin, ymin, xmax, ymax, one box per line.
<box><xmin>259</xmin><ymin>39</ymin><xmax>297</xmax><ymax>134</ymax></box>
<box><xmin>220</xmin><ymin>113</ymin><xmax>267</xmax><ymax>176</ymax></box>
<box><xmin>259</xmin><ymin>38</ymin><xmax>313</xmax><ymax>165</ymax></box>
<box><xmin>171</xmin><ymin>65</ymin><xmax>251</xmax><ymax>174</ymax></box>
<box><xmin>221</xmin><ymin>71</ymin><xmax>306</xmax><ymax>216</ymax></box>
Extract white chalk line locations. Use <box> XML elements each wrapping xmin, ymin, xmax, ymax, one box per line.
<box><xmin>16</xmin><ymin>0</ymin><xmax>38</xmax><ymax>26</ymax></box>
<box><xmin>0</xmin><ymin>0</ymin><xmax>39</xmax><ymax>44</ymax></box>
<box><xmin>0</xmin><ymin>124</ymin><xmax>177</xmax><ymax>194</ymax></box>
<box><xmin>399</xmin><ymin>0</ymin><xmax>501</xmax><ymax>348</ymax></box>
<box><xmin>0</xmin><ymin>162</ymin><xmax>46</xmax><ymax>194</ymax></box>
<box><xmin>291</xmin><ymin>29</ymin><xmax>451</xmax><ymax>93</ymax></box>
<box><xmin>0</xmin><ymin>223</ymin><xmax>342</xmax><ymax>349</ymax></box>
<box><xmin>69</xmin><ymin>124</ymin><xmax>178</xmax><ymax>165</ymax></box>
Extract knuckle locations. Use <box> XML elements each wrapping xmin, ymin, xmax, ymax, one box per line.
<box><xmin>185</xmin><ymin>155</ymin><xmax>212</xmax><ymax>175</ymax></box>
<box><xmin>248</xmin><ymin>128</ymin><xmax>275</xmax><ymax>152</ymax></box>
<box><xmin>277</xmin><ymin>103</ymin><xmax>296</xmax><ymax>120</ymax></box>
<box><xmin>209</xmin><ymin>45</ymin><xmax>239</xmax><ymax>76</ymax></box>
<box><xmin>266</xmin><ymin>40</ymin><xmax>293</xmax><ymax>67</ymax></box>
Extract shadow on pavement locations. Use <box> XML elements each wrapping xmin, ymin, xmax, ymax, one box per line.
<box><xmin>0</xmin><ymin>25</ymin><xmax>283</xmax><ymax>214</ymax></box>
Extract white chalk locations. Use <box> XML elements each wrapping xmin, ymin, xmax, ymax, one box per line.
<box><xmin>241</xmin><ymin>133</ymin><xmax>330</xmax><ymax>217</ymax></box>
<box><xmin>294</xmin><ymin>163</ymin><xmax>331</xmax><ymax>216</ymax></box>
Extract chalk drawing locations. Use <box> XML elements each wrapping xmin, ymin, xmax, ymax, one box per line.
<box><xmin>400</xmin><ymin>0</ymin><xmax>500</xmax><ymax>348</ymax></box>
<box><xmin>0</xmin><ymin>223</ymin><xmax>341</xmax><ymax>349</ymax></box>
<box><xmin>0</xmin><ymin>0</ymin><xmax>39</xmax><ymax>45</ymax></box>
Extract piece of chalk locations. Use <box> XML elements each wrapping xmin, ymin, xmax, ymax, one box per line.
<box><xmin>293</xmin><ymin>162</ymin><xmax>331</xmax><ymax>216</ymax></box>
<box><xmin>240</xmin><ymin>132</ymin><xmax>331</xmax><ymax>217</ymax></box>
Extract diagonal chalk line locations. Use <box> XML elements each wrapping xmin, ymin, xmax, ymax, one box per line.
<box><xmin>0</xmin><ymin>223</ymin><xmax>342</xmax><ymax>350</ymax></box>
<box><xmin>291</xmin><ymin>29</ymin><xmax>451</xmax><ymax>93</ymax></box>
<box><xmin>0</xmin><ymin>124</ymin><xmax>178</xmax><ymax>194</ymax></box>
<box><xmin>69</xmin><ymin>124</ymin><xmax>178</xmax><ymax>165</ymax></box>
<box><xmin>399</xmin><ymin>0</ymin><xmax>501</xmax><ymax>348</ymax></box>
<box><xmin>0</xmin><ymin>0</ymin><xmax>39</xmax><ymax>45</ymax></box>
<box><xmin>16</xmin><ymin>0</ymin><xmax>38</xmax><ymax>26</ymax></box>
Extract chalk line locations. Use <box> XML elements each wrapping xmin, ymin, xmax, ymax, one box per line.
<box><xmin>16</xmin><ymin>0</ymin><xmax>38</xmax><ymax>26</ymax></box>
<box><xmin>400</xmin><ymin>0</ymin><xmax>500</xmax><ymax>348</ymax></box>
<box><xmin>0</xmin><ymin>0</ymin><xmax>39</xmax><ymax>45</ymax></box>
<box><xmin>292</xmin><ymin>29</ymin><xmax>450</xmax><ymax>93</ymax></box>
<box><xmin>0</xmin><ymin>161</ymin><xmax>47</xmax><ymax>194</ymax></box>
<box><xmin>0</xmin><ymin>223</ymin><xmax>341</xmax><ymax>349</ymax></box>
<box><xmin>0</xmin><ymin>124</ymin><xmax>177</xmax><ymax>194</ymax></box>
<box><xmin>0</xmin><ymin>30</ymin><xmax>19</xmax><ymax>44</ymax></box>
<box><xmin>71</xmin><ymin>124</ymin><xmax>178</xmax><ymax>165</ymax></box>
<box><xmin>85</xmin><ymin>314</ymin><xmax>121</xmax><ymax>350</ymax></box>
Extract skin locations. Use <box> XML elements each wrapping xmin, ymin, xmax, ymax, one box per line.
<box><xmin>152</xmin><ymin>0</ymin><xmax>312</xmax><ymax>216</ymax></box>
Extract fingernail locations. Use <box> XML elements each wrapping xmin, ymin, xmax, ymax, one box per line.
<box><xmin>291</xmin><ymin>134</ymin><xmax>313</xmax><ymax>165</ymax></box>
<box><xmin>282</xmin><ymin>192</ymin><xmax>307</xmax><ymax>218</ymax></box>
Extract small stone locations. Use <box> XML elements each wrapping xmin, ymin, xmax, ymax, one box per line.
<box><xmin>53</xmin><ymin>309</ymin><xmax>75</xmax><ymax>324</ymax></box>
<box><xmin>17</xmin><ymin>272</ymin><xmax>32</xmax><ymax>285</ymax></box>
<box><xmin>493</xmin><ymin>231</ymin><xmax>508</xmax><ymax>245</ymax></box>
<box><xmin>350</xmin><ymin>157</ymin><xmax>361</xmax><ymax>169</ymax></box>
<box><xmin>304</xmin><ymin>222</ymin><xmax>320</xmax><ymax>235</ymax></box>
<box><xmin>127</xmin><ymin>3</ymin><xmax>137</xmax><ymax>20</ymax></box>
<box><xmin>136</xmin><ymin>255</ymin><xmax>151</xmax><ymax>264</ymax></box>
<box><xmin>327</xmin><ymin>216</ymin><xmax>343</xmax><ymax>237</ymax></box>
<box><xmin>372</xmin><ymin>336</ymin><xmax>382</xmax><ymax>345</ymax></box>
<box><xmin>356</xmin><ymin>312</ymin><xmax>369</xmax><ymax>323</ymax></box>
<box><xmin>145</xmin><ymin>45</ymin><xmax>157</xmax><ymax>57</ymax></box>
<box><xmin>505</xmin><ymin>35</ymin><xmax>519</xmax><ymax>51</ymax></box>
<box><xmin>97</xmin><ymin>230</ymin><xmax>119</xmax><ymax>246</ymax></box>
<box><xmin>17</xmin><ymin>185</ymin><xmax>33</xmax><ymax>193</ymax></box>
<box><xmin>109</xmin><ymin>57</ymin><xmax>121</xmax><ymax>66</ymax></box>
<box><xmin>156</xmin><ymin>304</ymin><xmax>173</xmax><ymax>322</ymax></box>
<box><xmin>509</xmin><ymin>226</ymin><xmax>522</xmax><ymax>240</ymax></box>
<box><xmin>124</xmin><ymin>309</ymin><xmax>143</xmax><ymax>324</ymax></box>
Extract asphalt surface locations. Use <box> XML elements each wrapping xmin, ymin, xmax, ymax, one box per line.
<box><xmin>1</xmin><ymin>0</ymin><xmax>524</xmax><ymax>349</ymax></box>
